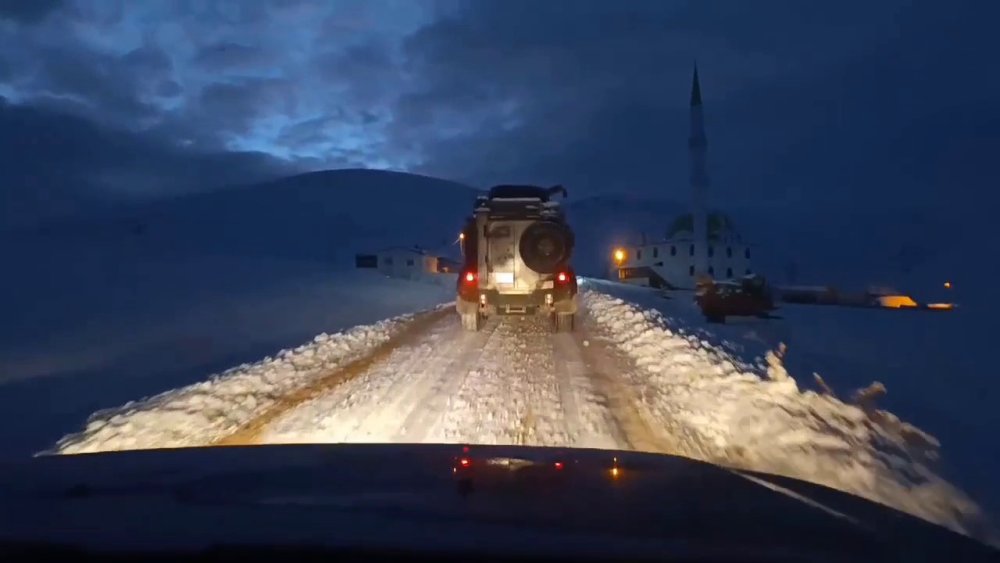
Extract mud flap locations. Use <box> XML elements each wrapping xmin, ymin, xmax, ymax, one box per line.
<box><xmin>551</xmin><ymin>313</ymin><xmax>575</xmax><ymax>333</ymax></box>
<box><xmin>461</xmin><ymin>311</ymin><xmax>482</xmax><ymax>331</ymax></box>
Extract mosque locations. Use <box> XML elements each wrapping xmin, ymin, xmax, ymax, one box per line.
<box><xmin>615</xmin><ymin>66</ymin><xmax>752</xmax><ymax>289</ymax></box>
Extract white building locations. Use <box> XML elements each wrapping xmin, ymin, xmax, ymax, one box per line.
<box><xmin>359</xmin><ymin>246</ymin><xmax>439</xmax><ymax>280</ymax></box>
<box><xmin>616</xmin><ymin>65</ymin><xmax>754</xmax><ymax>290</ymax></box>
<box><xmin>617</xmin><ymin>212</ymin><xmax>753</xmax><ymax>289</ymax></box>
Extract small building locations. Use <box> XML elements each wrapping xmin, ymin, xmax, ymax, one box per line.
<box><xmin>356</xmin><ymin>246</ymin><xmax>439</xmax><ymax>280</ymax></box>
<box><xmin>617</xmin><ymin>212</ymin><xmax>753</xmax><ymax>289</ymax></box>
<box><xmin>436</xmin><ymin>256</ymin><xmax>461</xmax><ymax>273</ymax></box>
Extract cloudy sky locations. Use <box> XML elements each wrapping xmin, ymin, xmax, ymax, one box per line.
<box><xmin>1</xmin><ymin>0</ymin><xmax>997</xmax><ymax>218</ymax></box>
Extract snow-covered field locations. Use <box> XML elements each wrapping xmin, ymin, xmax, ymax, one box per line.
<box><xmin>0</xmin><ymin>267</ymin><xmax>455</xmax><ymax>458</ymax></box>
<box><xmin>578</xmin><ymin>284</ymin><xmax>991</xmax><ymax>541</ymax></box>
<box><xmin>2</xmin><ymin>167</ymin><xmax>996</xmax><ymax>545</ymax></box>
<box><xmin>587</xmin><ymin>278</ymin><xmax>1000</xmax><ymax>519</ymax></box>
<box><xmin>41</xmin><ymin>277</ymin><xmax>996</xmax><ymax>544</ymax></box>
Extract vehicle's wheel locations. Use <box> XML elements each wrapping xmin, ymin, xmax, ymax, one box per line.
<box><xmin>553</xmin><ymin>313</ymin><xmax>575</xmax><ymax>333</ymax></box>
<box><xmin>461</xmin><ymin>311</ymin><xmax>482</xmax><ymax>331</ymax></box>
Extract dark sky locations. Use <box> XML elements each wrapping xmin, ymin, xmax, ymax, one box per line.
<box><xmin>1</xmin><ymin>0</ymin><xmax>997</xmax><ymax>216</ymax></box>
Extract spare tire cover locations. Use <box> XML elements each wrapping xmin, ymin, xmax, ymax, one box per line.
<box><xmin>519</xmin><ymin>221</ymin><xmax>573</xmax><ymax>274</ymax></box>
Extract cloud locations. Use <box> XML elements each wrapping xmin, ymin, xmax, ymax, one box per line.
<box><xmin>1</xmin><ymin>0</ymin><xmax>996</xmax><ymax>218</ymax></box>
<box><xmin>0</xmin><ymin>96</ymin><xmax>297</xmax><ymax>228</ymax></box>
<box><xmin>0</xmin><ymin>1</ymin><xmax>436</xmax><ymax>168</ymax></box>
<box><xmin>193</xmin><ymin>42</ymin><xmax>273</xmax><ymax>71</ymax></box>
<box><xmin>396</xmin><ymin>0</ymin><xmax>1000</xmax><ymax>211</ymax></box>
<box><xmin>0</xmin><ymin>0</ymin><xmax>65</xmax><ymax>24</ymax></box>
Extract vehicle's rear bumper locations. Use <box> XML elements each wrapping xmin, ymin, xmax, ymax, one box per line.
<box><xmin>457</xmin><ymin>289</ymin><xmax>577</xmax><ymax>316</ymax></box>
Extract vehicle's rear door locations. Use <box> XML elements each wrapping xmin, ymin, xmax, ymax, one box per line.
<box><xmin>486</xmin><ymin>221</ymin><xmax>517</xmax><ymax>290</ymax></box>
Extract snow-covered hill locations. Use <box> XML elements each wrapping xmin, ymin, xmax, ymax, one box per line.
<box><xmin>0</xmin><ymin>169</ymin><xmax>475</xmax><ymax>454</ymax></box>
<box><xmin>2</xmin><ymin>168</ymin><xmax>476</xmax><ymax>359</ymax></box>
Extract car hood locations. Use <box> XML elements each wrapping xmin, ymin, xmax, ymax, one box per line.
<box><xmin>0</xmin><ymin>444</ymin><xmax>994</xmax><ymax>561</ymax></box>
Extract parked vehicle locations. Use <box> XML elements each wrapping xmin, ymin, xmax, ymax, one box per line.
<box><xmin>695</xmin><ymin>274</ymin><xmax>776</xmax><ymax>323</ymax></box>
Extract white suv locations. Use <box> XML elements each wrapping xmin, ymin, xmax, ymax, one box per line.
<box><xmin>456</xmin><ymin>185</ymin><xmax>578</xmax><ymax>332</ymax></box>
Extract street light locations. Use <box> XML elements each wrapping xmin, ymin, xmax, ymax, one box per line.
<box><xmin>613</xmin><ymin>248</ymin><xmax>626</xmax><ymax>265</ymax></box>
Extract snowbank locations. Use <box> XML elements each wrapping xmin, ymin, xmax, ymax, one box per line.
<box><xmin>579</xmin><ymin>287</ymin><xmax>993</xmax><ymax>542</ymax></box>
<box><xmin>46</xmin><ymin>309</ymin><xmax>442</xmax><ymax>455</ymax></box>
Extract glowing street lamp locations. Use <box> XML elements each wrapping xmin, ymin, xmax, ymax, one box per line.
<box><xmin>613</xmin><ymin>248</ymin><xmax>626</xmax><ymax>265</ymax></box>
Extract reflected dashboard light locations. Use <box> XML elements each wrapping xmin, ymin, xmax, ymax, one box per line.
<box><xmin>609</xmin><ymin>456</ymin><xmax>621</xmax><ymax>479</ymax></box>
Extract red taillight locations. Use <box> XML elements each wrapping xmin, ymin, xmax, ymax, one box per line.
<box><xmin>557</xmin><ymin>272</ymin><xmax>568</xmax><ymax>283</ymax></box>
<box><xmin>464</xmin><ymin>272</ymin><xmax>476</xmax><ymax>284</ymax></box>
<box><xmin>459</xmin><ymin>457</ymin><xmax>471</xmax><ymax>467</ymax></box>
<box><xmin>554</xmin><ymin>461</ymin><xmax>564</xmax><ymax>470</ymax></box>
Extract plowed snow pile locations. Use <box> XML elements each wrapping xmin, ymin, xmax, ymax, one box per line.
<box><xmin>46</xmin><ymin>310</ymin><xmax>439</xmax><ymax>454</ymax></box>
<box><xmin>581</xmin><ymin>288</ymin><xmax>991</xmax><ymax>541</ymax></box>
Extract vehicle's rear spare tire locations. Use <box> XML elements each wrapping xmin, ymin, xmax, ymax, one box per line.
<box><xmin>461</xmin><ymin>311</ymin><xmax>482</xmax><ymax>331</ymax></box>
<box><xmin>552</xmin><ymin>313</ymin><xmax>575</xmax><ymax>333</ymax></box>
<box><xmin>519</xmin><ymin>221</ymin><xmax>574</xmax><ymax>275</ymax></box>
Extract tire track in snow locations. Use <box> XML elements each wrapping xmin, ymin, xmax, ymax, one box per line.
<box><xmin>313</xmin><ymin>318</ymin><xmax>467</xmax><ymax>442</ymax></box>
<box><xmin>429</xmin><ymin>316</ymin><xmax>626</xmax><ymax>449</ymax></box>
<box><xmin>255</xmin><ymin>312</ymin><xmax>629</xmax><ymax>449</ymax></box>
<box><xmin>551</xmin><ymin>333</ymin><xmax>629</xmax><ymax>450</ymax></box>
<box><xmin>432</xmin><ymin>317</ymin><xmax>561</xmax><ymax>446</ymax></box>
<box><xmin>392</xmin><ymin>317</ymin><xmax>499</xmax><ymax>443</ymax></box>
<box><xmin>259</xmin><ymin>313</ymin><xmax>505</xmax><ymax>444</ymax></box>
<box><xmin>215</xmin><ymin>307</ymin><xmax>452</xmax><ymax>446</ymax></box>
<box><xmin>571</xmin><ymin>326</ymin><xmax>680</xmax><ymax>454</ymax></box>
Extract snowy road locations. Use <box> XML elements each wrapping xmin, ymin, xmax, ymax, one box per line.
<box><xmin>256</xmin><ymin>312</ymin><xmax>628</xmax><ymax>450</ymax></box>
<box><xmin>46</xmin><ymin>281</ymin><xmax>995</xmax><ymax>543</ymax></box>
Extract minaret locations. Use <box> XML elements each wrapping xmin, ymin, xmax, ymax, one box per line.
<box><xmin>689</xmin><ymin>63</ymin><xmax>709</xmax><ymax>278</ymax></box>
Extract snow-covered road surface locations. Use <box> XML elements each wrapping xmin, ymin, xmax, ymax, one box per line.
<box><xmin>260</xmin><ymin>313</ymin><xmax>625</xmax><ymax>449</ymax></box>
<box><xmin>46</xmin><ymin>281</ymin><xmax>995</xmax><ymax>543</ymax></box>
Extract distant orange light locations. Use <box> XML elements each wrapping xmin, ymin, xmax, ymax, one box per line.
<box><xmin>944</xmin><ymin>281</ymin><xmax>952</xmax><ymax>289</ymax></box>
<box><xmin>610</xmin><ymin>466</ymin><xmax>621</xmax><ymax>479</ymax></box>
<box><xmin>459</xmin><ymin>232</ymin><xmax>465</xmax><ymax>240</ymax></box>
<box><xmin>613</xmin><ymin>248</ymin><xmax>626</xmax><ymax>264</ymax></box>
<box><xmin>927</xmin><ymin>303</ymin><xmax>954</xmax><ymax>310</ymax></box>
<box><xmin>878</xmin><ymin>295</ymin><xmax>918</xmax><ymax>308</ymax></box>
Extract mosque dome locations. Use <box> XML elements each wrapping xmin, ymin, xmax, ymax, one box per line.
<box><xmin>666</xmin><ymin>212</ymin><xmax>742</xmax><ymax>242</ymax></box>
